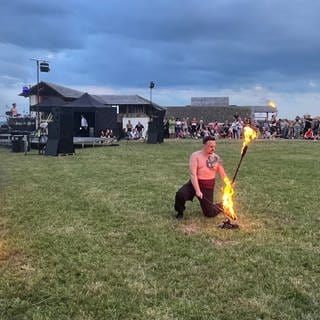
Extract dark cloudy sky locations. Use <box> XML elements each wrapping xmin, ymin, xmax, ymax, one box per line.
<box><xmin>1</xmin><ymin>0</ymin><xmax>320</xmax><ymax>119</ymax></box>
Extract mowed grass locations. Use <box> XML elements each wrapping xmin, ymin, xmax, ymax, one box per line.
<box><xmin>0</xmin><ymin>139</ymin><xmax>319</xmax><ymax>320</ymax></box>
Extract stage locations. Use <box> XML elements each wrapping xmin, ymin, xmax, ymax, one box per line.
<box><xmin>0</xmin><ymin>134</ymin><xmax>119</xmax><ymax>150</ymax></box>
<box><xmin>73</xmin><ymin>137</ymin><xmax>119</xmax><ymax>148</ymax></box>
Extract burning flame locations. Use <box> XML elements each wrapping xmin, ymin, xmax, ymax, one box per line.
<box><xmin>222</xmin><ymin>177</ymin><xmax>236</xmax><ymax>220</ymax></box>
<box><xmin>268</xmin><ymin>100</ymin><xmax>277</xmax><ymax>109</ymax></box>
<box><xmin>241</xmin><ymin>126</ymin><xmax>257</xmax><ymax>155</ymax></box>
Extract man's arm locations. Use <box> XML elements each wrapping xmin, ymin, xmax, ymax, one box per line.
<box><xmin>189</xmin><ymin>153</ymin><xmax>202</xmax><ymax>199</ymax></box>
<box><xmin>218</xmin><ymin>162</ymin><xmax>235</xmax><ymax>187</ymax></box>
<box><xmin>217</xmin><ymin>162</ymin><xmax>227</xmax><ymax>181</ymax></box>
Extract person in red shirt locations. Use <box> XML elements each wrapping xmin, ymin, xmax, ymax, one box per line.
<box><xmin>174</xmin><ymin>135</ymin><xmax>230</xmax><ymax>219</ymax></box>
<box><xmin>304</xmin><ymin>127</ymin><xmax>314</xmax><ymax>140</ymax></box>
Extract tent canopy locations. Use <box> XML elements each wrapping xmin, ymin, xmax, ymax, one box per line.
<box><xmin>63</xmin><ymin>93</ymin><xmax>108</xmax><ymax>111</ymax></box>
<box><xmin>31</xmin><ymin>93</ymin><xmax>114</xmax><ymax>112</ymax></box>
<box><xmin>30</xmin><ymin>96</ymin><xmax>66</xmax><ymax>112</ymax></box>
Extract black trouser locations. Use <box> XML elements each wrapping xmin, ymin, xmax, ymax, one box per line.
<box><xmin>174</xmin><ymin>180</ymin><xmax>222</xmax><ymax>217</ymax></box>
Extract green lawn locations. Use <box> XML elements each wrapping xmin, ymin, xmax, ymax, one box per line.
<box><xmin>1</xmin><ymin>139</ymin><xmax>319</xmax><ymax>320</ymax></box>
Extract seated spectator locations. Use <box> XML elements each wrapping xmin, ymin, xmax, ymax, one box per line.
<box><xmin>135</xmin><ymin>121</ymin><xmax>144</xmax><ymax>139</ymax></box>
<box><xmin>263</xmin><ymin>129</ymin><xmax>271</xmax><ymax>139</ymax></box>
<box><xmin>304</xmin><ymin>128</ymin><xmax>314</xmax><ymax>140</ymax></box>
<box><xmin>106</xmin><ymin>129</ymin><xmax>114</xmax><ymax>138</ymax></box>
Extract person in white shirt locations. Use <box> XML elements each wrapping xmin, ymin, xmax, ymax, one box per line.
<box><xmin>80</xmin><ymin>115</ymin><xmax>88</xmax><ymax>136</ymax></box>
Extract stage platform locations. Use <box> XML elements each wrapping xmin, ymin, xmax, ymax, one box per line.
<box><xmin>73</xmin><ymin>137</ymin><xmax>119</xmax><ymax>148</ymax></box>
<box><xmin>0</xmin><ymin>134</ymin><xmax>119</xmax><ymax>149</ymax></box>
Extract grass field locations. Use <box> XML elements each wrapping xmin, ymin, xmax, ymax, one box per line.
<box><xmin>1</xmin><ymin>139</ymin><xmax>319</xmax><ymax>319</ymax></box>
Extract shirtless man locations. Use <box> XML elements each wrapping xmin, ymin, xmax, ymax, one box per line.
<box><xmin>10</xmin><ymin>103</ymin><xmax>18</xmax><ymax>116</ymax></box>
<box><xmin>174</xmin><ymin>135</ymin><xmax>230</xmax><ymax>219</ymax></box>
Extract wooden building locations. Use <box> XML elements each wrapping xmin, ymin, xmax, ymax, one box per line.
<box><xmin>21</xmin><ymin>82</ymin><xmax>165</xmax><ymax>138</ymax></box>
<box><xmin>165</xmin><ymin>97</ymin><xmax>277</xmax><ymax>123</ymax></box>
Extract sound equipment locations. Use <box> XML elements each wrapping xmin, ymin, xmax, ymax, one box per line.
<box><xmin>11</xmin><ymin>135</ymin><xmax>25</xmax><ymax>152</ymax></box>
<box><xmin>45</xmin><ymin>108</ymin><xmax>74</xmax><ymax>155</ymax></box>
<box><xmin>147</xmin><ymin>132</ymin><xmax>159</xmax><ymax>144</ymax></box>
<box><xmin>147</xmin><ymin>110</ymin><xmax>165</xmax><ymax>144</ymax></box>
<box><xmin>45</xmin><ymin>138</ymin><xmax>59</xmax><ymax>156</ymax></box>
<box><xmin>8</xmin><ymin>116</ymin><xmax>36</xmax><ymax>132</ymax></box>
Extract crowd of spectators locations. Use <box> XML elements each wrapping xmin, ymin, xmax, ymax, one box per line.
<box><xmin>122</xmin><ymin>120</ymin><xmax>145</xmax><ymax>140</ymax></box>
<box><xmin>163</xmin><ymin>114</ymin><xmax>320</xmax><ymax>141</ymax></box>
<box><xmin>100</xmin><ymin>128</ymin><xmax>115</xmax><ymax>139</ymax></box>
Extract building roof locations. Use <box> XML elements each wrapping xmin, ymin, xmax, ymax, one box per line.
<box><xmin>30</xmin><ymin>96</ymin><xmax>66</xmax><ymax>112</ymax></box>
<box><xmin>66</xmin><ymin>93</ymin><xmax>107</xmax><ymax>108</ymax></box>
<box><xmin>21</xmin><ymin>82</ymin><xmax>163</xmax><ymax>109</ymax></box>
<box><xmin>22</xmin><ymin>81</ymin><xmax>84</xmax><ymax>99</ymax></box>
<box><xmin>92</xmin><ymin>94</ymin><xmax>151</xmax><ymax>105</ymax></box>
<box><xmin>191</xmin><ymin>97</ymin><xmax>229</xmax><ymax>107</ymax></box>
<box><xmin>44</xmin><ymin>82</ymin><xmax>84</xmax><ymax>99</ymax></box>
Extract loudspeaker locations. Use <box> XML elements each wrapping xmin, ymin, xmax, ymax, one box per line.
<box><xmin>147</xmin><ymin>132</ymin><xmax>158</xmax><ymax>144</ymax></box>
<box><xmin>147</xmin><ymin>119</ymin><xmax>164</xmax><ymax>144</ymax></box>
<box><xmin>58</xmin><ymin>138</ymin><xmax>74</xmax><ymax>154</ymax></box>
<box><xmin>45</xmin><ymin>139</ymin><xmax>59</xmax><ymax>156</ymax></box>
<box><xmin>48</xmin><ymin>122</ymin><xmax>60</xmax><ymax>139</ymax></box>
<box><xmin>46</xmin><ymin>109</ymin><xmax>74</xmax><ymax>155</ymax></box>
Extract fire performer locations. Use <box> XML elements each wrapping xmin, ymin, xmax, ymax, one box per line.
<box><xmin>174</xmin><ymin>135</ymin><xmax>232</xmax><ymax>219</ymax></box>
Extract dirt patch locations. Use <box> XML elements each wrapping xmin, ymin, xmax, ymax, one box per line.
<box><xmin>180</xmin><ymin>223</ymin><xmax>201</xmax><ymax>235</ymax></box>
<box><xmin>211</xmin><ymin>238</ymin><xmax>240</xmax><ymax>247</ymax></box>
<box><xmin>0</xmin><ymin>242</ymin><xmax>35</xmax><ymax>275</ymax></box>
<box><xmin>0</xmin><ymin>240</ymin><xmax>10</xmax><ymax>261</ymax></box>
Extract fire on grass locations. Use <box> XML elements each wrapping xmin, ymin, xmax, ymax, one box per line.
<box><xmin>220</xmin><ymin>125</ymin><xmax>258</xmax><ymax>228</ymax></box>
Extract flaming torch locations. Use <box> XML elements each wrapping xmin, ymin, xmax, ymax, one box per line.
<box><xmin>233</xmin><ymin>126</ymin><xmax>258</xmax><ymax>184</ymax></box>
<box><xmin>219</xmin><ymin>125</ymin><xmax>257</xmax><ymax>229</ymax></box>
<box><xmin>268</xmin><ymin>100</ymin><xmax>277</xmax><ymax>110</ymax></box>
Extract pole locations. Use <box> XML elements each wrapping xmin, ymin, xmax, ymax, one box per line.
<box><xmin>231</xmin><ymin>145</ymin><xmax>248</xmax><ymax>184</ymax></box>
<box><xmin>36</xmin><ymin>59</ymin><xmax>40</xmax><ymax>129</ymax></box>
<box><xmin>149</xmin><ymin>81</ymin><xmax>155</xmax><ymax>106</ymax></box>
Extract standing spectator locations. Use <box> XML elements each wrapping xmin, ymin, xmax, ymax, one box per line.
<box><xmin>175</xmin><ymin>118</ymin><xmax>182</xmax><ymax>138</ymax></box>
<box><xmin>263</xmin><ymin>118</ymin><xmax>270</xmax><ymax>136</ymax></box>
<box><xmin>270</xmin><ymin>114</ymin><xmax>277</xmax><ymax>136</ymax></box>
<box><xmin>190</xmin><ymin>118</ymin><xmax>198</xmax><ymax>138</ymax></box>
<box><xmin>312</xmin><ymin>118</ymin><xmax>319</xmax><ymax>136</ymax></box>
<box><xmin>231</xmin><ymin>120</ymin><xmax>239</xmax><ymax>139</ymax></box>
<box><xmin>303</xmin><ymin>115</ymin><xmax>313</xmax><ymax>135</ymax></box>
<box><xmin>163</xmin><ymin>118</ymin><xmax>169</xmax><ymax>139</ymax></box>
<box><xmin>293</xmin><ymin>118</ymin><xmax>301</xmax><ymax>139</ymax></box>
<box><xmin>80</xmin><ymin>115</ymin><xmax>88</xmax><ymax>137</ymax></box>
<box><xmin>182</xmin><ymin>118</ymin><xmax>189</xmax><ymax>135</ymax></box>
<box><xmin>237</xmin><ymin>117</ymin><xmax>243</xmax><ymax>139</ymax></box>
<box><xmin>282</xmin><ymin>119</ymin><xmax>289</xmax><ymax>139</ymax></box>
<box><xmin>126</xmin><ymin>120</ymin><xmax>133</xmax><ymax>137</ymax></box>
<box><xmin>288</xmin><ymin>120</ymin><xmax>294</xmax><ymax>139</ymax></box>
<box><xmin>168</xmin><ymin>117</ymin><xmax>176</xmax><ymax>139</ymax></box>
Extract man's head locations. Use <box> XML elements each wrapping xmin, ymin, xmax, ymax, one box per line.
<box><xmin>203</xmin><ymin>135</ymin><xmax>216</xmax><ymax>154</ymax></box>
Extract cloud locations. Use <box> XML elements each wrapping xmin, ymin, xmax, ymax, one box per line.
<box><xmin>1</xmin><ymin>0</ymin><xmax>320</xmax><ymax>119</ymax></box>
